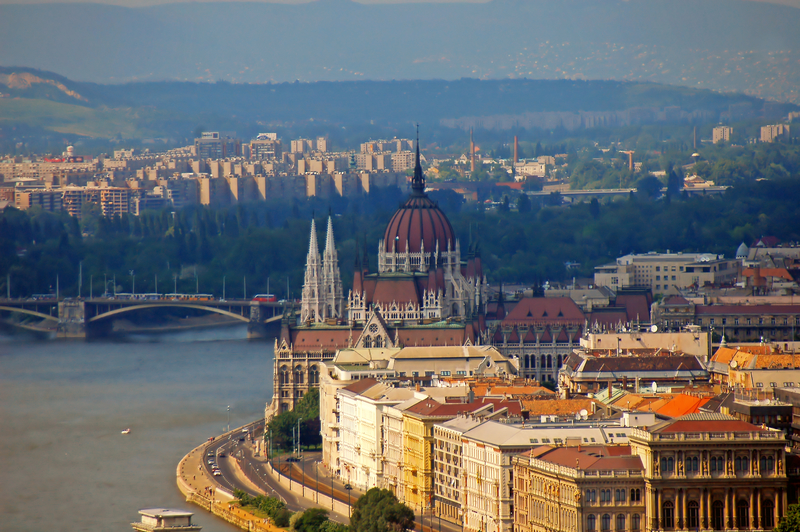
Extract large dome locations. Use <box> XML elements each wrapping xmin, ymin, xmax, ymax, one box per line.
<box><xmin>383</xmin><ymin>194</ymin><xmax>455</xmax><ymax>254</ymax></box>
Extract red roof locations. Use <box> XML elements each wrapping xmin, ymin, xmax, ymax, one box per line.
<box><xmin>503</xmin><ymin>297</ymin><xmax>585</xmax><ymax>324</ymax></box>
<box><xmin>342</xmin><ymin>378</ymin><xmax>380</xmax><ymax>394</ymax></box>
<box><xmin>383</xmin><ymin>194</ymin><xmax>455</xmax><ymax>255</ymax></box>
<box><xmin>655</xmin><ymin>394</ymin><xmax>712</xmax><ymax>418</ymax></box>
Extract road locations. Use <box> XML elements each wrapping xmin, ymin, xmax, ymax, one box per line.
<box><xmin>201</xmin><ymin>420</ymin><xmax>463</xmax><ymax>532</ymax></box>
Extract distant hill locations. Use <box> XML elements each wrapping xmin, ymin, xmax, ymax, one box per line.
<box><xmin>3</xmin><ymin>66</ymin><xmax>793</xmax><ymax>140</ymax></box>
<box><xmin>0</xmin><ymin>0</ymin><xmax>799</xmax><ymax>104</ymax></box>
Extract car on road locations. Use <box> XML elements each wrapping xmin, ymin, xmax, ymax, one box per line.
<box><xmin>218</xmin><ymin>452</ymin><xmax>226</xmax><ymax>457</ymax></box>
<box><xmin>286</xmin><ymin>456</ymin><xmax>300</xmax><ymax>462</ymax></box>
<box><xmin>213</xmin><ymin>470</ymin><xmax>222</xmax><ymax>476</ymax></box>
<box><xmin>208</xmin><ymin>459</ymin><xmax>215</xmax><ymax>465</ymax></box>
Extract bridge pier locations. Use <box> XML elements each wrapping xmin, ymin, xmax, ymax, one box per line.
<box><xmin>57</xmin><ymin>300</ymin><xmax>86</xmax><ymax>339</ymax></box>
<box><xmin>247</xmin><ymin>301</ymin><xmax>268</xmax><ymax>339</ymax></box>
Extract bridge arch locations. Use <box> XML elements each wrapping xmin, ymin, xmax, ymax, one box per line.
<box><xmin>89</xmin><ymin>303</ymin><xmax>251</xmax><ymax>323</ymax></box>
<box><xmin>0</xmin><ymin>305</ymin><xmax>58</xmax><ymax>321</ymax></box>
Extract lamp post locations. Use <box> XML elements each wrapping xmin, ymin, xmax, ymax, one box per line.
<box><xmin>130</xmin><ymin>270</ymin><xmax>135</xmax><ymax>295</ymax></box>
<box><xmin>173</xmin><ymin>273</ymin><xmax>178</xmax><ymax>295</ymax></box>
<box><xmin>345</xmin><ymin>483</ymin><xmax>352</xmax><ymax>518</ymax></box>
<box><xmin>227</xmin><ymin>405</ymin><xmax>230</xmax><ymax>433</ymax></box>
<box><xmin>223</xmin><ymin>275</ymin><xmax>226</xmax><ymax>301</ymax></box>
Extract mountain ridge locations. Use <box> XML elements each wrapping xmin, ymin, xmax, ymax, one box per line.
<box><xmin>1</xmin><ymin>0</ymin><xmax>799</xmax><ymax>103</ymax></box>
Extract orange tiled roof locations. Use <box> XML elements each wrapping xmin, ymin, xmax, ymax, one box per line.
<box><xmin>520</xmin><ymin>397</ymin><xmax>599</xmax><ymax>416</ymax></box>
<box><xmin>655</xmin><ymin>394</ymin><xmax>712</xmax><ymax>418</ymax></box>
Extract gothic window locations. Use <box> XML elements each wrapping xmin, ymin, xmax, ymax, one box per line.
<box><xmin>616</xmin><ymin>514</ymin><xmax>626</xmax><ymax>531</ymax></box>
<box><xmin>601</xmin><ymin>514</ymin><xmax>611</xmax><ymax>531</ymax></box>
<box><xmin>587</xmin><ymin>515</ymin><xmax>596</xmax><ymax>531</ymax></box>
<box><xmin>374</xmin><ymin>336</ymin><xmax>383</xmax><ymax>348</ymax></box>
<box><xmin>547</xmin><ymin>355</ymin><xmax>552</xmax><ymax>368</ymax></box>
<box><xmin>540</xmin><ymin>355</ymin><xmax>546</xmax><ymax>368</ymax></box>
<box><xmin>762</xmin><ymin>499</ymin><xmax>775</xmax><ymax>528</ymax></box>
<box><xmin>557</xmin><ymin>355</ymin><xmax>563</xmax><ymax>366</ymax></box>
<box><xmin>736</xmin><ymin>499</ymin><xmax>749</xmax><ymax>528</ymax></box>
<box><xmin>363</xmin><ymin>335</ymin><xmax>372</xmax><ymax>348</ymax></box>
<box><xmin>369</xmin><ymin>324</ymin><xmax>379</xmax><ymax>334</ymax></box>
<box><xmin>736</xmin><ymin>456</ymin><xmax>749</xmax><ymax>471</ymax></box>
<box><xmin>687</xmin><ymin>501</ymin><xmax>699</xmax><ymax>529</ymax></box>
<box><xmin>309</xmin><ymin>365</ymin><xmax>319</xmax><ymax>385</ymax></box>
<box><xmin>294</xmin><ymin>365</ymin><xmax>304</xmax><ymax>384</ymax></box>
<box><xmin>712</xmin><ymin>501</ymin><xmax>725</xmax><ymax>530</ymax></box>
<box><xmin>631</xmin><ymin>514</ymin><xmax>640</xmax><ymax>531</ymax></box>
<box><xmin>662</xmin><ymin>501</ymin><xmax>674</xmax><ymax>529</ymax></box>
<box><xmin>279</xmin><ymin>366</ymin><xmax>289</xmax><ymax>385</ymax></box>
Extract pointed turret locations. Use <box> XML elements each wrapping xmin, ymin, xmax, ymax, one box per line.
<box><xmin>410</xmin><ymin>125</ymin><xmax>425</xmax><ymax>197</ymax></box>
<box><xmin>322</xmin><ymin>215</ymin><xmax>344</xmax><ymax>320</ymax></box>
<box><xmin>300</xmin><ymin>219</ymin><xmax>323</xmax><ymax>323</ymax></box>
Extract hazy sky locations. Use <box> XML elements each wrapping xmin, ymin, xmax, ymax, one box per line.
<box><xmin>0</xmin><ymin>0</ymin><xmax>798</xmax><ymax>7</ymax></box>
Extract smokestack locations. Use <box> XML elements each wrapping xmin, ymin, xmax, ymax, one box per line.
<box><xmin>470</xmin><ymin>128</ymin><xmax>475</xmax><ymax>173</ymax></box>
<box><xmin>514</xmin><ymin>136</ymin><xmax>519</xmax><ymax>164</ymax></box>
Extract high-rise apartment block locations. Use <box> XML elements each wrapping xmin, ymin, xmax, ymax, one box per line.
<box><xmin>761</xmin><ymin>124</ymin><xmax>790</xmax><ymax>143</ymax></box>
<box><xmin>194</xmin><ymin>132</ymin><xmax>240</xmax><ymax>159</ymax></box>
<box><xmin>713</xmin><ymin>126</ymin><xmax>733</xmax><ymax>143</ymax></box>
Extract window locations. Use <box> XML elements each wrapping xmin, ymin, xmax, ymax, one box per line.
<box><xmin>615</xmin><ymin>489</ymin><xmax>626</xmax><ymax>502</ymax></box>
<box><xmin>586</xmin><ymin>490</ymin><xmax>597</xmax><ymax>503</ymax></box>
<box><xmin>761</xmin><ymin>455</ymin><xmax>775</xmax><ymax>471</ymax></box>
<box><xmin>440</xmin><ymin>371</ymin><xmax>451</xmax><ymax>376</ymax></box>
<box><xmin>632</xmin><ymin>514</ymin><xmax>640</xmax><ymax>531</ymax></box>
<box><xmin>710</xmin><ymin>456</ymin><xmax>724</xmax><ymax>472</ymax></box>
<box><xmin>656</xmin><ymin>266</ymin><xmax>661</xmax><ymax>272</ymax></box>
<box><xmin>712</xmin><ymin>501</ymin><xmax>725</xmax><ymax>530</ymax></box>
<box><xmin>616</xmin><ymin>514</ymin><xmax>626</xmax><ymax>531</ymax></box>
<box><xmin>656</xmin><ymin>275</ymin><xmax>661</xmax><ymax>281</ymax></box>
<box><xmin>735</xmin><ymin>456</ymin><xmax>749</xmax><ymax>472</ymax></box>
<box><xmin>602</xmin><ymin>514</ymin><xmax>611</xmax><ymax>531</ymax></box>
<box><xmin>588</xmin><ymin>515</ymin><xmax>597</xmax><ymax>531</ymax></box>
<box><xmin>687</xmin><ymin>501</ymin><xmax>700</xmax><ymax>529</ymax></box>
<box><xmin>685</xmin><ymin>456</ymin><xmax>699</xmax><ymax>472</ymax></box>
<box><xmin>672</xmin><ymin>275</ymin><xmax>676</xmax><ymax>281</ymax></box>
<box><xmin>737</xmin><ymin>499</ymin><xmax>749</xmax><ymax>528</ymax></box>
<box><xmin>662</xmin><ymin>501</ymin><xmax>674</xmax><ymax>529</ymax></box>
<box><xmin>660</xmin><ymin>456</ymin><xmax>675</xmax><ymax>472</ymax></box>
<box><xmin>630</xmin><ymin>489</ymin><xmax>641</xmax><ymax>502</ymax></box>
<box><xmin>762</xmin><ymin>499</ymin><xmax>775</xmax><ymax>528</ymax></box>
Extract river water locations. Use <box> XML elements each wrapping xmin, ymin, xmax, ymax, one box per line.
<box><xmin>0</xmin><ymin>325</ymin><xmax>274</xmax><ymax>532</ymax></box>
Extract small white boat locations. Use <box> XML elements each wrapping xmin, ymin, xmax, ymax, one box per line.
<box><xmin>121</xmin><ymin>428</ymin><xmax>131</xmax><ymax>435</ymax></box>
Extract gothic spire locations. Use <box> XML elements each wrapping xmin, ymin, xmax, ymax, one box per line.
<box><xmin>411</xmin><ymin>124</ymin><xmax>425</xmax><ymax>196</ymax></box>
<box><xmin>306</xmin><ymin>218</ymin><xmax>320</xmax><ymax>264</ymax></box>
<box><xmin>324</xmin><ymin>215</ymin><xmax>336</xmax><ymax>259</ymax></box>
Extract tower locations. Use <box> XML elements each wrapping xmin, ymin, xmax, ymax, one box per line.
<box><xmin>322</xmin><ymin>216</ymin><xmax>344</xmax><ymax>320</ymax></box>
<box><xmin>301</xmin><ymin>216</ymin><xmax>344</xmax><ymax>323</ymax></box>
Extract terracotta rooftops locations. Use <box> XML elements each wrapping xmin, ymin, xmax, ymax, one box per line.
<box><xmin>520</xmin><ymin>397</ymin><xmax>600</xmax><ymax>417</ymax></box>
<box><xmin>342</xmin><ymin>377</ymin><xmax>380</xmax><ymax>395</ymax></box>
<box><xmin>647</xmin><ymin>413</ymin><xmax>768</xmax><ymax>433</ymax></box>
<box><xmin>525</xmin><ymin>445</ymin><xmax>643</xmax><ymax>472</ymax></box>
<box><xmin>503</xmin><ymin>297</ymin><xmax>585</xmax><ymax>323</ymax></box>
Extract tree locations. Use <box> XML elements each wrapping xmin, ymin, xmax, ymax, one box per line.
<box><xmin>350</xmin><ymin>488</ymin><xmax>415</xmax><ymax>532</ymax></box>
<box><xmin>637</xmin><ymin>174</ymin><xmax>663</xmax><ymax>199</ymax></box>
<box><xmin>516</xmin><ymin>193</ymin><xmax>532</xmax><ymax>213</ymax></box>
<box><xmin>292</xmin><ymin>508</ymin><xmax>330</xmax><ymax>532</ymax></box>
<box><xmin>775</xmin><ymin>503</ymin><xmax>800</xmax><ymax>532</ymax></box>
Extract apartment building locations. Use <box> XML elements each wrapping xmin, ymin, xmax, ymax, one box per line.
<box><xmin>761</xmin><ymin>124</ymin><xmax>791</xmax><ymax>143</ymax></box>
<box><xmin>594</xmin><ymin>252</ymin><xmax>739</xmax><ymax>293</ymax></box>
<box><xmin>14</xmin><ymin>188</ymin><xmax>63</xmax><ymax>212</ymax></box>
<box><xmin>713</xmin><ymin>126</ymin><xmax>733</xmax><ymax>143</ymax></box>
<box><xmin>194</xmin><ymin>132</ymin><xmax>240</xmax><ymax>159</ymax></box>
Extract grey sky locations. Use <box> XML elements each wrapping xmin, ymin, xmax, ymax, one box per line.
<box><xmin>0</xmin><ymin>0</ymin><xmax>798</xmax><ymax>7</ymax></box>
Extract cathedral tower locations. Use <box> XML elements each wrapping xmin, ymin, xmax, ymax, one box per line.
<box><xmin>300</xmin><ymin>216</ymin><xmax>343</xmax><ymax>323</ymax></box>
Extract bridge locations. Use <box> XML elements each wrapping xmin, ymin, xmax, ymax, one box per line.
<box><xmin>0</xmin><ymin>297</ymin><xmax>294</xmax><ymax>339</ymax></box>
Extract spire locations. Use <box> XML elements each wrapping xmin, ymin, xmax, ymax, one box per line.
<box><xmin>306</xmin><ymin>219</ymin><xmax>320</xmax><ymax>263</ymax></box>
<box><xmin>324</xmin><ymin>215</ymin><xmax>336</xmax><ymax>259</ymax></box>
<box><xmin>411</xmin><ymin>124</ymin><xmax>425</xmax><ymax>196</ymax></box>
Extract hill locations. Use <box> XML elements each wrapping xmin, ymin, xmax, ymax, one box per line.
<box><xmin>3</xmin><ymin>66</ymin><xmax>793</xmax><ymax>141</ymax></box>
<box><xmin>1</xmin><ymin>0</ymin><xmax>799</xmax><ymax>104</ymax></box>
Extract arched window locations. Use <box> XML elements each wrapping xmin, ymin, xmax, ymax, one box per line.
<box><xmin>374</xmin><ymin>336</ymin><xmax>383</xmax><ymax>348</ymax></box>
<box><xmin>363</xmin><ymin>335</ymin><xmax>372</xmax><ymax>348</ymax></box>
<box><xmin>662</xmin><ymin>501</ymin><xmax>674</xmax><ymax>529</ymax></box>
<box><xmin>615</xmin><ymin>489</ymin><xmax>626</xmax><ymax>502</ymax></box>
<box><xmin>737</xmin><ymin>499</ymin><xmax>749</xmax><ymax>528</ymax></box>
<box><xmin>587</xmin><ymin>515</ymin><xmax>596</xmax><ymax>531</ymax></box>
<box><xmin>686</xmin><ymin>456</ymin><xmax>698</xmax><ymax>472</ymax></box>
<box><xmin>309</xmin><ymin>365</ymin><xmax>319</xmax><ymax>385</ymax></box>
<box><xmin>735</xmin><ymin>455</ymin><xmax>750</xmax><ymax>472</ymax></box>
<box><xmin>294</xmin><ymin>365</ymin><xmax>304</xmax><ymax>384</ymax></box>
<box><xmin>630</xmin><ymin>488</ymin><xmax>641</xmax><ymax>502</ymax></box>
<box><xmin>279</xmin><ymin>366</ymin><xmax>289</xmax><ymax>385</ymax></box>
<box><xmin>687</xmin><ymin>501</ymin><xmax>699</xmax><ymax>529</ymax></box>
<box><xmin>557</xmin><ymin>354</ymin><xmax>563</xmax><ymax>366</ymax></box>
<box><xmin>762</xmin><ymin>499</ymin><xmax>775</xmax><ymax>528</ymax></box>
<box><xmin>712</xmin><ymin>501</ymin><xmax>725</xmax><ymax>530</ymax></box>
<box><xmin>661</xmin><ymin>457</ymin><xmax>675</xmax><ymax>472</ymax></box>
<box><xmin>602</xmin><ymin>514</ymin><xmax>611</xmax><ymax>531</ymax></box>
<box><xmin>616</xmin><ymin>514</ymin><xmax>626</xmax><ymax>531</ymax></box>
<box><xmin>547</xmin><ymin>354</ymin><xmax>552</xmax><ymax>368</ymax></box>
<box><xmin>540</xmin><ymin>355</ymin><xmax>547</xmax><ymax>368</ymax></box>
<box><xmin>632</xmin><ymin>514</ymin><xmax>640</xmax><ymax>531</ymax></box>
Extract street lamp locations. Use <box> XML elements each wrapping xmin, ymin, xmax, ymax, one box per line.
<box><xmin>129</xmin><ymin>270</ymin><xmax>135</xmax><ymax>296</ymax></box>
<box><xmin>227</xmin><ymin>405</ymin><xmax>230</xmax><ymax>433</ymax></box>
<box><xmin>345</xmin><ymin>483</ymin><xmax>353</xmax><ymax>517</ymax></box>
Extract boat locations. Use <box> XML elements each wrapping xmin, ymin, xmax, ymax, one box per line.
<box><xmin>121</xmin><ymin>428</ymin><xmax>131</xmax><ymax>435</ymax></box>
<box><xmin>132</xmin><ymin>508</ymin><xmax>201</xmax><ymax>532</ymax></box>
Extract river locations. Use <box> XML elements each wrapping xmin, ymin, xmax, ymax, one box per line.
<box><xmin>0</xmin><ymin>325</ymin><xmax>273</xmax><ymax>532</ymax></box>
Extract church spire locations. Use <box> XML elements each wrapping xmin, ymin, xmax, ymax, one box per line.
<box><xmin>411</xmin><ymin>125</ymin><xmax>425</xmax><ymax>196</ymax></box>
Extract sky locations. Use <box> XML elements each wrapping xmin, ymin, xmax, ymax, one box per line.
<box><xmin>0</xmin><ymin>0</ymin><xmax>798</xmax><ymax>7</ymax></box>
